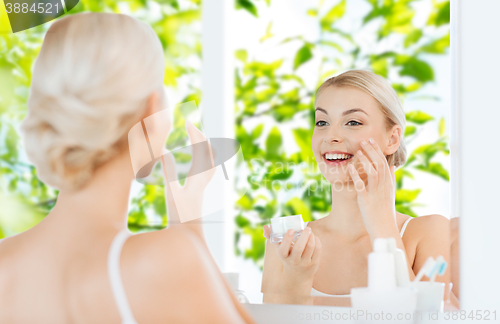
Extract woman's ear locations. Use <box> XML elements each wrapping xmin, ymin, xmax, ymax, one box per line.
<box><xmin>142</xmin><ymin>91</ymin><xmax>160</xmax><ymax>120</ymax></box>
<box><xmin>385</xmin><ymin>125</ymin><xmax>402</xmax><ymax>155</ymax></box>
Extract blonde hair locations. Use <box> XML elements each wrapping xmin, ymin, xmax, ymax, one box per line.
<box><xmin>20</xmin><ymin>13</ymin><xmax>166</xmax><ymax>191</ymax></box>
<box><xmin>315</xmin><ymin>69</ymin><xmax>407</xmax><ymax>168</ymax></box>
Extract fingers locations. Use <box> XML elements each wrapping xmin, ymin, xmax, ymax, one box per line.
<box><xmin>360</xmin><ymin>138</ymin><xmax>385</xmax><ymax>170</ymax></box>
<box><xmin>355</xmin><ymin>149</ymin><xmax>378</xmax><ymax>191</ymax></box>
<box><xmin>161</xmin><ymin>153</ymin><xmax>180</xmax><ymax>188</ymax></box>
<box><xmin>276</xmin><ymin>229</ymin><xmax>294</xmax><ymax>259</ymax></box>
<box><xmin>364</xmin><ymin>138</ymin><xmax>386</xmax><ymax>161</ymax></box>
<box><xmin>311</xmin><ymin>234</ymin><xmax>322</xmax><ymax>264</ymax></box>
<box><xmin>290</xmin><ymin>227</ymin><xmax>312</xmax><ymax>260</ymax></box>
<box><xmin>185</xmin><ymin>119</ymin><xmax>207</xmax><ymax>145</ymax></box>
<box><xmin>161</xmin><ymin>154</ymin><xmax>181</xmax><ymax>223</ymax></box>
<box><xmin>186</xmin><ymin>120</ymin><xmax>216</xmax><ymax>165</ymax></box>
<box><xmin>185</xmin><ymin>121</ymin><xmax>216</xmax><ymax>188</ymax></box>
<box><xmin>348</xmin><ymin>163</ymin><xmax>366</xmax><ymax>194</ymax></box>
<box><xmin>301</xmin><ymin>232</ymin><xmax>316</xmax><ymax>261</ymax></box>
<box><xmin>263</xmin><ymin>225</ymin><xmax>271</xmax><ymax>240</ymax></box>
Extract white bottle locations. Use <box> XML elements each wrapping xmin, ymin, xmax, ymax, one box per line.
<box><xmin>368</xmin><ymin>238</ymin><xmax>397</xmax><ymax>290</ymax></box>
<box><xmin>351</xmin><ymin>238</ymin><xmax>417</xmax><ymax>324</ymax></box>
<box><xmin>387</xmin><ymin>237</ymin><xmax>411</xmax><ymax>288</ymax></box>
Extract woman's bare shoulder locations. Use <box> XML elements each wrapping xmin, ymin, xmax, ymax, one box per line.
<box><xmin>121</xmin><ymin>227</ymin><xmax>244</xmax><ymax>324</ymax></box>
<box><xmin>409</xmin><ymin>214</ymin><xmax>449</xmax><ymax>230</ymax></box>
<box><xmin>404</xmin><ymin>214</ymin><xmax>450</xmax><ymax>245</ymax></box>
<box><xmin>125</xmin><ymin>226</ymin><xmax>213</xmax><ymax>290</ymax></box>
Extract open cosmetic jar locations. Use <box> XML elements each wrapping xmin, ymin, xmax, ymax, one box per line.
<box><xmin>269</xmin><ymin>215</ymin><xmax>305</xmax><ymax>244</ymax></box>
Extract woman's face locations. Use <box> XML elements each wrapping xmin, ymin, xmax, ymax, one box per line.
<box><xmin>312</xmin><ymin>86</ymin><xmax>398</xmax><ymax>185</ymax></box>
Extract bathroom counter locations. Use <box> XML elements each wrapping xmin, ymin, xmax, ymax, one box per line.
<box><xmin>242</xmin><ymin>291</ymin><xmax>462</xmax><ymax>324</ymax></box>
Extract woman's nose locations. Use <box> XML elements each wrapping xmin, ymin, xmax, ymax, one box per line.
<box><xmin>324</xmin><ymin>130</ymin><xmax>343</xmax><ymax>143</ymax></box>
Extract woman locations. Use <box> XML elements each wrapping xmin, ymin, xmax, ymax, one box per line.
<box><xmin>0</xmin><ymin>13</ymin><xmax>256</xmax><ymax>323</ymax></box>
<box><xmin>261</xmin><ymin>70</ymin><xmax>459</xmax><ymax>308</ymax></box>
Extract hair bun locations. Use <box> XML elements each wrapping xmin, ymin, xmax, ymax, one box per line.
<box><xmin>20</xmin><ymin>13</ymin><xmax>166</xmax><ymax>191</ymax></box>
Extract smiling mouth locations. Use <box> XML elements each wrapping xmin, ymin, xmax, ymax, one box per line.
<box><xmin>323</xmin><ymin>153</ymin><xmax>354</xmax><ymax>163</ymax></box>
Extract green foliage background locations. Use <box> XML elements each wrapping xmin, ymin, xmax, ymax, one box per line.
<box><xmin>0</xmin><ymin>0</ymin><xmax>202</xmax><ymax>237</ymax></box>
<box><xmin>0</xmin><ymin>0</ymin><xmax>450</xmax><ymax>272</ymax></box>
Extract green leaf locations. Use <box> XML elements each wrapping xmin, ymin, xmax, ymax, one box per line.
<box><xmin>415</xmin><ymin>162</ymin><xmax>449</xmax><ymax>181</ymax></box>
<box><xmin>395</xmin><ymin>168</ymin><xmax>414</xmax><ymax>189</ymax></box>
<box><xmin>404</xmin><ymin>29</ymin><xmax>423</xmax><ymax>48</ymax></box>
<box><xmin>404</xmin><ymin>125</ymin><xmax>417</xmax><ymax>137</ymax></box>
<box><xmin>371</xmin><ymin>58</ymin><xmax>388</xmax><ymax>78</ymax></box>
<box><xmin>283</xmin><ymin>197</ymin><xmax>312</xmax><ymax>222</ymax></box>
<box><xmin>269</xmin><ymin>167</ymin><xmax>293</xmax><ymax>181</ymax></box>
<box><xmin>259</xmin><ymin>201</ymin><xmax>277</xmax><ymax>220</ymax></box>
<box><xmin>235</xmin><ymin>49</ymin><xmax>248</xmax><ymax>62</ymax></box>
<box><xmin>244</xmin><ymin>60</ymin><xmax>283</xmax><ymax>78</ymax></box>
<box><xmin>0</xmin><ymin>193</ymin><xmax>45</xmax><ymax>237</ymax></box>
<box><xmin>242</xmin><ymin>226</ymin><xmax>266</xmax><ymax>261</ymax></box>
<box><xmin>395</xmin><ymin>56</ymin><xmax>434</xmax><ymax>82</ymax></box>
<box><xmin>292</xmin><ymin>128</ymin><xmax>314</xmax><ymax>161</ymax></box>
<box><xmin>307</xmin><ymin>9</ymin><xmax>317</xmax><ymax>16</ymax></box>
<box><xmin>172</xmin><ymin>152</ymin><xmax>192</xmax><ymax>163</ymax></box>
<box><xmin>260</xmin><ymin>22</ymin><xmax>274</xmax><ymax>42</ymax></box>
<box><xmin>5</xmin><ymin>124</ymin><xmax>19</xmax><ymax>160</ymax></box>
<box><xmin>418</xmin><ymin>32</ymin><xmax>450</xmax><ymax>54</ymax></box>
<box><xmin>317</xmin><ymin>40</ymin><xmax>343</xmax><ymax>52</ymax></box>
<box><xmin>236</xmin><ymin>0</ymin><xmax>258</xmax><ymax>17</ymax></box>
<box><xmin>395</xmin><ymin>189</ymin><xmax>421</xmax><ymax>204</ymax></box>
<box><xmin>438</xmin><ymin>117</ymin><xmax>445</xmax><ymax>137</ymax></box>
<box><xmin>427</xmin><ymin>1</ymin><xmax>450</xmax><ymax>26</ymax></box>
<box><xmin>293</xmin><ymin>43</ymin><xmax>313</xmax><ymax>70</ymax></box>
<box><xmin>237</xmin><ymin>194</ymin><xmax>253</xmax><ymax>210</ymax></box>
<box><xmin>320</xmin><ymin>0</ymin><xmax>346</xmax><ymax>30</ymax></box>
<box><xmin>271</xmin><ymin>105</ymin><xmax>297</xmax><ymax>122</ymax></box>
<box><xmin>235</xmin><ymin>214</ymin><xmax>250</xmax><ymax>228</ymax></box>
<box><xmin>265</xmin><ymin>126</ymin><xmax>283</xmax><ymax>159</ymax></box>
<box><xmin>405</xmin><ymin>110</ymin><xmax>434</xmax><ymax>124</ymax></box>
<box><xmin>280</xmin><ymin>74</ymin><xmax>306</xmax><ymax>86</ymax></box>
<box><xmin>395</xmin><ymin>204</ymin><xmax>418</xmax><ymax>217</ymax></box>
<box><xmin>413</xmin><ymin>141</ymin><xmax>448</xmax><ymax>165</ymax></box>
<box><xmin>251</xmin><ymin>124</ymin><xmax>264</xmax><ymax>139</ymax></box>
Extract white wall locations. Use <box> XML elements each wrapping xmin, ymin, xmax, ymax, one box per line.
<box><xmin>201</xmin><ymin>0</ymin><xmax>235</xmax><ymax>271</ymax></box>
<box><xmin>453</xmin><ymin>0</ymin><xmax>500</xmax><ymax>310</ymax></box>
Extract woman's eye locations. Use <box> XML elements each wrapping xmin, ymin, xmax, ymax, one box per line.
<box><xmin>315</xmin><ymin>120</ymin><xmax>328</xmax><ymax>127</ymax></box>
<box><xmin>347</xmin><ymin>120</ymin><xmax>362</xmax><ymax>126</ymax></box>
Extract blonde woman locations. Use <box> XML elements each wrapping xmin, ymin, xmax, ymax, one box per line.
<box><xmin>0</xmin><ymin>13</ymin><xmax>256</xmax><ymax>324</ymax></box>
<box><xmin>261</xmin><ymin>70</ymin><xmax>459</xmax><ymax>308</ymax></box>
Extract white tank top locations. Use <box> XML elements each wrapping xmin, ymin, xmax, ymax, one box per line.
<box><xmin>307</xmin><ymin>217</ymin><xmax>413</xmax><ymax>297</ymax></box>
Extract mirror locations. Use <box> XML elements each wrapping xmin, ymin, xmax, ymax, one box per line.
<box><xmin>230</xmin><ymin>0</ymin><xmax>459</xmax><ymax>312</ymax></box>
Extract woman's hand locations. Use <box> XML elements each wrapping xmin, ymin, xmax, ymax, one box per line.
<box><xmin>264</xmin><ymin>226</ymin><xmax>322</xmax><ymax>293</ymax></box>
<box><xmin>347</xmin><ymin>138</ymin><xmax>398</xmax><ymax>238</ymax></box>
<box><xmin>161</xmin><ymin>121</ymin><xmax>216</xmax><ymax>239</ymax></box>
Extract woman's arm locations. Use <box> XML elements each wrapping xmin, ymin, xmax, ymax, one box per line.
<box><xmin>261</xmin><ymin>239</ymin><xmax>283</xmax><ymax>296</ymax></box>
<box><xmin>261</xmin><ymin>227</ymin><xmax>321</xmax><ymax>305</ymax></box>
<box><xmin>450</xmin><ymin>217</ymin><xmax>460</xmax><ymax>299</ymax></box>
<box><xmin>411</xmin><ymin>214</ymin><xmax>453</xmax><ymax>303</ymax></box>
<box><xmin>161</xmin><ymin>121</ymin><xmax>216</xmax><ymax>246</ymax></box>
<box><xmin>261</xmin><ymin>239</ymin><xmax>315</xmax><ymax>305</ymax></box>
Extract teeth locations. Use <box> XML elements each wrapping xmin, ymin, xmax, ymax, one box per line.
<box><xmin>325</xmin><ymin>153</ymin><xmax>352</xmax><ymax>160</ymax></box>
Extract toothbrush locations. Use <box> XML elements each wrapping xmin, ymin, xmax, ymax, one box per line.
<box><xmin>430</xmin><ymin>256</ymin><xmax>447</xmax><ymax>282</ymax></box>
<box><xmin>413</xmin><ymin>256</ymin><xmax>435</xmax><ymax>282</ymax></box>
